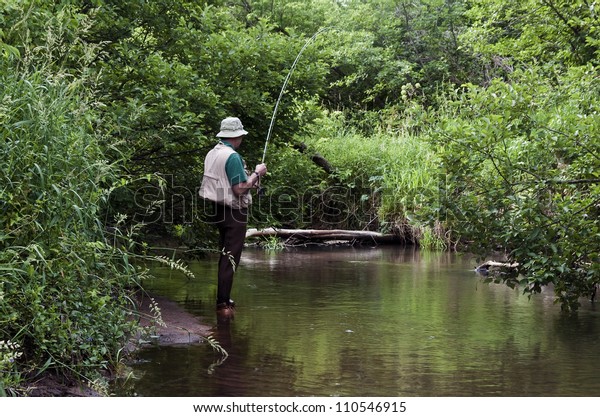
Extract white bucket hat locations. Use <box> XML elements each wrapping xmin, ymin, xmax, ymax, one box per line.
<box><xmin>216</xmin><ymin>117</ymin><xmax>248</xmax><ymax>138</ymax></box>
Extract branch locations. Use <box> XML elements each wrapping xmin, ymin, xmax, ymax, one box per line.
<box><xmin>246</xmin><ymin>228</ymin><xmax>401</xmax><ymax>243</ymax></box>
<box><xmin>540</xmin><ymin>0</ymin><xmax>583</xmax><ymax>40</ymax></box>
<box><xmin>545</xmin><ymin>178</ymin><xmax>600</xmax><ymax>185</ymax></box>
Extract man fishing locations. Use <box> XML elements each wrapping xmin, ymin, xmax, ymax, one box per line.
<box><xmin>199</xmin><ymin>117</ymin><xmax>267</xmax><ymax>317</ymax></box>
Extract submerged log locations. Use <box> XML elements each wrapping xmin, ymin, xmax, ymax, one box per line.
<box><xmin>475</xmin><ymin>260</ymin><xmax>519</xmax><ymax>273</ymax></box>
<box><xmin>246</xmin><ymin>227</ymin><xmax>400</xmax><ymax>243</ymax></box>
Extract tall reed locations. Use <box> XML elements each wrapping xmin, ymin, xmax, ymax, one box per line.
<box><xmin>0</xmin><ymin>12</ymin><xmax>141</xmax><ymax>395</ymax></box>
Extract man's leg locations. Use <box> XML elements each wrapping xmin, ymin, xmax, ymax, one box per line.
<box><xmin>216</xmin><ymin>207</ymin><xmax>247</xmax><ymax>307</ymax></box>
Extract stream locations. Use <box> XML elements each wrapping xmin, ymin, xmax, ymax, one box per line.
<box><xmin>112</xmin><ymin>246</ymin><xmax>600</xmax><ymax>396</ymax></box>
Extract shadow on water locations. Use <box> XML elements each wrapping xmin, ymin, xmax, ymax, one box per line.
<box><xmin>113</xmin><ymin>246</ymin><xmax>600</xmax><ymax>397</ymax></box>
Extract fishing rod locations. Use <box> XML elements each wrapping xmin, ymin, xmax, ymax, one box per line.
<box><xmin>257</xmin><ymin>27</ymin><xmax>331</xmax><ymax>196</ymax></box>
<box><xmin>261</xmin><ymin>27</ymin><xmax>331</xmax><ymax>164</ymax></box>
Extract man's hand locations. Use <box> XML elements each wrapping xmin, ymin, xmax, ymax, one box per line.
<box><xmin>254</xmin><ymin>163</ymin><xmax>267</xmax><ymax>177</ymax></box>
<box><xmin>232</xmin><ymin>163</ymin><xmax>267</xmax><ymax>196</ymax></box>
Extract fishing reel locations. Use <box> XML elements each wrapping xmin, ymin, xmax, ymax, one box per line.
<box><xmin>256</xmin><ymin>175</ymin><xmax>267</xmax><ymax>197</ymax></box>
<box><xmin>258</xmin><ymin>185</ymin><xmax>267</xmax><ymax>197</ymax></box>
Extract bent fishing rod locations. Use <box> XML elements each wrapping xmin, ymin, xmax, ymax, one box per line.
<box><xmin>258</xmin><ymin>27</ymin><xmax>332</xmax><ymax>196</ymax></box>
<box><xmin>261</xmin><ymin>27</ymin><xmax>330</xmax><ymax>164</ymax></box>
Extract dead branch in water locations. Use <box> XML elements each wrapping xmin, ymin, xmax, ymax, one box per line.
<box><xmin>246</xmin><ymin>227</ymin><xmax>401</xmax><ymax>244</ymax></box>
<box><xmin>475</xmin><ymin>260</ymin><xmax>519</xmax><ymax>272</ymax></box>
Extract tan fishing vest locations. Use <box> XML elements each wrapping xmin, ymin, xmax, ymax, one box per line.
<box><xmin>199</xmin><ymin>143</ymin><xmax>252</xmax><ymax>209</ymax></box>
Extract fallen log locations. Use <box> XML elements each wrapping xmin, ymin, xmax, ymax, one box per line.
<box><xmin>246</xmin><ymin>227</ymin><xmax>400</xmax><ymax>243</ymax></box>
<box><xmin>475</xmin><ymin>260</ymin><xmax>519</xmax><ymax>273</ymax></box>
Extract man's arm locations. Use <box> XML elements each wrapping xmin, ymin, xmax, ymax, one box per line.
<box><xmin>232</xmin><ymin>164</ymin><xmax>267</xmax><ymax>196</ymax></box>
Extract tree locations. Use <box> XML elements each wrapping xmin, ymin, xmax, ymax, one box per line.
<box><xmin>432</xmin><ymin>66</ymin><xmax>599</xmax><ymax>311</ymax></box>
<box><xmin>316</xmin><ymin>0</ymin><xmax>473</xmax><ymax>117</ymax></box>
<box><xmin>462</xmin><ymin>0</ymin><xmax>599</xmax><ymax>78</ymax></box>
<box><xmin>77</xmin><ymin>0</ymin><xmax>331</xmax><ymax>236</ymax></box>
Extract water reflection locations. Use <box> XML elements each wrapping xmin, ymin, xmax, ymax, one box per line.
<box><xmin>114</xmin><ymin>247</ymin><xmax>600</xmax><ymax>396</ymax></box>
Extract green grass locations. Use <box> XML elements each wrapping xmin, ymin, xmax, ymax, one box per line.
<box><xmin>300</xmin><ymin>111</ymin><xmax>440</xmax><ymax>240</ymax></box>
<box><xmin>0</xmin><ymin>24</ymin><xmax>144</xmax><ymax>395</ymax></box>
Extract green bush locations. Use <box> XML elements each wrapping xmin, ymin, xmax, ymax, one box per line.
<box><xmin>0</xmin><ymin>14</ymin><xmax>141</xmax><ymax>394</ymax></box>
<box><xmin>431</xmin><ymin>66</ymin><xmax>600</xmax><ymax>310</ymax></box>
<box><xmin>254</xmin><ymin>142</ymin><xmax>325</xmax><ymax>229</ymax></box>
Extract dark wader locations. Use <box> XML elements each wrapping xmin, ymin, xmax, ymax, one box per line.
<box><xmin>210</xmin><ymin>202</ymin><xmax>247</xmax><ymax>306</ymax></box>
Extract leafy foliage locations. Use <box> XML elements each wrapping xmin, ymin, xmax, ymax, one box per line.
<box><xmin>431</xmin><ymin>66</ymin><xmax>599</xmax><ymax>310</ymax></box>
<box><xmin>1</xmin><ymin>0</ymin><xmax>599</xmax><ymax>396</ymax></box>
<box><xmin>316</xmin><ymin>0</ymin><xmax>474</xmax><ymax>117</ymax></box>
<box><xmin>0</xmin><ymin>3</ymin><xmax>142</xmax><ymax>394</ymax></box>
<box><xmin>463</xmin><ymin>0</ymin><xmax>599</xmax><ymax>70</ymax></box>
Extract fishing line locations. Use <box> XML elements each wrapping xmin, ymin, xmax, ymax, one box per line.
<box><xmin>261</xmin><ymin>27</ymin><xmax>331</xmax><ymax>164</ymax></box>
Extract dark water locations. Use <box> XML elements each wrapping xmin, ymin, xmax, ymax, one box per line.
<box><xmin>113</xmin><ymin>246</ymin><xmax>600</xmax><ymax>397</ymax></box>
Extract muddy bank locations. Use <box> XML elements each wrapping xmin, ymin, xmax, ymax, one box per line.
<box><xmin>134</xmin><ymin>293</ymin><xmax>212</xmax><ymax>345</ymax></box>
<box><xmin>24</xmin><ymin>293</ymin><xmax>212</xmax><ymax>396</ymax></box>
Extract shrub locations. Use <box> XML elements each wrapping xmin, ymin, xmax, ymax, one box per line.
<box><xmin>431</xmin><ymin>67</ymin><xmax>600</xmax><ymax>310</ymax></box>
<box><xmin>0</xmin><ymin>10</ymin><xmax>141</xmax><ymax>394</ymax></box>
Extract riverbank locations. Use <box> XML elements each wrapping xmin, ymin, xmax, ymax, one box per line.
<box><xmin>134</xmin><ymin>293</ymin><xmax>212</xmax><ymax>345</ymax></box>
<box><xmin>23</xmin><ymin>293</ymin><xmax>212</xmax><ymax>396</ymax></box>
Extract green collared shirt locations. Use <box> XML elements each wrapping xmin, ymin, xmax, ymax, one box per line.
<box><xmin>220</xmin><ymin>141</ymin><xmax>247</xmax><ymax>186</ymax></box>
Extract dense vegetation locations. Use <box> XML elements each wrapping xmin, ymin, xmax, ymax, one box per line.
<box><xmin>1</xmin><ymin>0</ymin><xmax>598</xmax><ymax>394</ymax></box>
